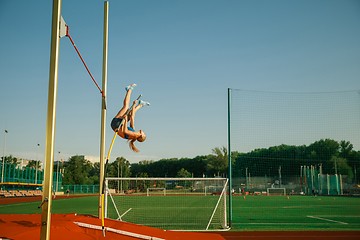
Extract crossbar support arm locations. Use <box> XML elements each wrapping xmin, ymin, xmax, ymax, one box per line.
<box><xmin>66</xmin><ymin>26</ymin><xmax>105</xmax><ymax>98</ymax></box>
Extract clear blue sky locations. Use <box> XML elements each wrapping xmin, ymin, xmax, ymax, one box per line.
<box><xmin>0</xmin><ymin>0</ymin><xmax>359</xmax><ymax>164</ymax></box>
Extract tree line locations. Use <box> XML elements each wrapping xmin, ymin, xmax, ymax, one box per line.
<box><xmin>60</xmin><ymin>146</ymin><xmax>228</xmax><ymax>185</ymax></box>
<box><xmin>0</xmin><ymin>155</ymin><xmax>42</xmax><ymax>169</ymax></box>
<box><xmin>233</xmin><ymin>139</ymin><xmax>359</xmax><ymax>181</ymax></box>
<box><xmin>2</xmin><ymin>139</ymin><xmax>359</xmax><ymax>185</ymax></box>
<box><xmin>59</xmin><ymin>139</ymin><xmax>359</xmax><ymax>185</ymax></box>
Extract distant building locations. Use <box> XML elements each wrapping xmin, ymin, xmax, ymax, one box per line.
<box><xmin>12</xmin><ymin>155</ymin><xmax>99</xmax><ymax>169</ymax></box>
<box><xmin>53</xmin><ymin>155</ymin><xmax>99</xmax><ymax>166</ymax></box>
<box><xmin>78</xmin><ymin>155</ymin><xmax>100</xmax><ymax>164</ymax></box>
<box><xmin>18</xmin><ymin>158</ymin><xmax>30</xmax><ymax>168</ymax></box>
<box><xmin>54</xmin><ymin>160</ymin><xmax>64</xmax><ymax>166</ymax></box>
<box><xmin>18</xmin><ymin>158</ymin><xmax>43</xmax><ymax>169</ymax></box>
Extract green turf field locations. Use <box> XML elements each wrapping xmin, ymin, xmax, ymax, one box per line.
<box><xmin>0</xmin><ymin>196</ymin><xmax>99</xmax><ymax>216</ymax></box>
<box><xmin>0</xmin><ymin>195</ymin><xmax>359</xmax><ymax>231</ymax></box>
<box><xmin>232</xmin><ymin>195</ymin><xmax>360</xmax><ymax>231</ymax></box>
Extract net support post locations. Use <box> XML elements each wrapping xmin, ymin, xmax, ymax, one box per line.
<box><xmin>227</xmin><ymin>88</ymin><xmax>233</xmax><ymax>228</ymax></box>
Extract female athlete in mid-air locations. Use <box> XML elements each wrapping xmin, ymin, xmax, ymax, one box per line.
<box><xmin>111</xmin><ymin>84</ymin><xmax>150</xmax><ymax>152</ymax></box>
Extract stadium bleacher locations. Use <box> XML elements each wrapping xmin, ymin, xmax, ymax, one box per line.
<box><xmin>0</xmin><ymin>189</ymin><xmax>42</xmax><ymax>198</ymax></box>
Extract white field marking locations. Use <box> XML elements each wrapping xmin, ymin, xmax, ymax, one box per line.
<box><xmin>307</xmin><ymin>215</ymin><xmax>348</xmax><ymax>224</ymax></box>
<box><xmin>282</xmin><ymin>205</ymin><xmax>352</xmax><ymax>209</ymax></box>
<box><xmin>120</xmin><ymin>208</ymin><xmax>132</xmax><ymax>218</ymax></box>
<box><xmin>118</xmin><ymin>206</ymin><xmax>215</xmax><ymax>210</ymax></box>
<box><xmin>232</xmin><ymin>223</ymin><xmax>331</xmax><ymax>225</ymax></box>
<box><xmin>142</xmin><ymin>223</ymin><xmax>204</xmax><ymax>226</ymax></box>
<box><xmin>232</xmin><ymin>205</ymin><xmax>353</xmax><ymax>209</ymax></box>
<box><xmin>0</xmin><ymin>202</ymin><xmax>37</xmax><ymax>207</ymax></box>
<box><xmin>316</xmin><ymin>215</ymin><xmax>360</xmax><ymax>218</ymax></box>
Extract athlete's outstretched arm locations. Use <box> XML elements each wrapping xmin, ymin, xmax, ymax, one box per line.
<box><xmin>129</xmin><ymin>101</ymin><xmax>138</xmax><ymax>130</ymax></box>
<box><xmin>119</xmin><ymin>115</ymin><xmax>128</xmax><ymax>133</ymax></box>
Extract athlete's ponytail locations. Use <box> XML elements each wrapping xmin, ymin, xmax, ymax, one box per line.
<box><xmin>128</xmin><ymin>134</ymin><xmax>146</xmax><ymax>152</ymax></box>
<box><xmin>128</xmin><ymin>139</ymin><xmax>140</xmax><ymax>152</ymax></box>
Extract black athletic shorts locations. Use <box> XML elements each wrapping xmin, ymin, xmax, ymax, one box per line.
<box><xmin>111</xmin><ymin>118</ymin><xmax>122</xmax><ymax>131</ymax></box>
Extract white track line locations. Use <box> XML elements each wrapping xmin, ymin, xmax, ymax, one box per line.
<box><xmin>307</xmin><ymin>215</ymin><xmax>348</xmax><ymax>224</ymax></box>
<box><xmin>75</xmin><ymin>222</ymin><xmax>164</xmax><ymax>240</ymax></box>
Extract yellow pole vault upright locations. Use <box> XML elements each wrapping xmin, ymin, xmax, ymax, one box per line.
<box><xmin>41</xmin><ymin>0</ymin><xmax>61</xmax><ymax>239</ymax></box>
<box><xmin>99</xmin><ymin>1</ymin><xmax>109</xmax><ymax>218</ymax></box>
